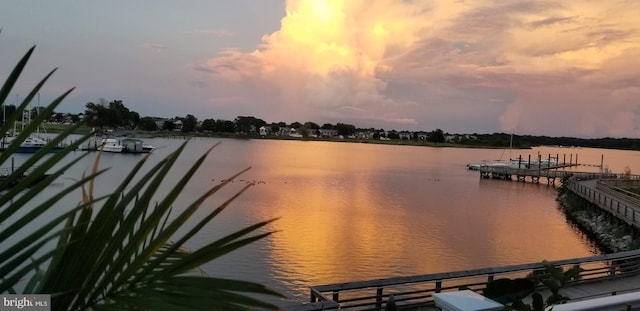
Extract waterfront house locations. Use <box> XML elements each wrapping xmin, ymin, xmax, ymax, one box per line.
<box><xmin>319</xmin><ymin>129</ymin><xmax>338</xmax><ymax>138</ymax></box>
<box><xmin>259</xmin><ymin>126</ymin><xmax>270</xmax><ymax>136</ymax></box>
<box><xmin>398</xmin><ymin>131</ymin><xmax>413</xmax><ymax>140</ymax></box>
<box><xmin>172</xmin><ymin>120</ymin><xmax>183</xmax><ymax>132</ymax></box>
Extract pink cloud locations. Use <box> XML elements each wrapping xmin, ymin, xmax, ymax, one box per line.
<box><xmin>193</xmin><ymin>0</ymin><xmax>640</xmax><ymax>136</ymax></box>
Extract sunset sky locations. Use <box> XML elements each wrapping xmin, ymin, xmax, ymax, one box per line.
<box><xmin>1</xmin><ymin>0</ymin><xmax>639</xmax><ymax>137</ymax></box>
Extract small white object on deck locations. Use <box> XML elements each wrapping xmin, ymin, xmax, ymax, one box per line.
<box><xmin>433</xmin><ymin>290</ymin><xmax>503</xmax><ymax>311</ymax></box>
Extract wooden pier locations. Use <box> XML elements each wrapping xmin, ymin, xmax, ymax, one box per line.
<box><xmin>479</xmin><ymin>164</ymin><xmax>583</xmax><ymax>185</ymax></box>
<box><xmin>474</xmin><ymin>152</ymin><xmax>605</xmax><ymax>185</ymax></box>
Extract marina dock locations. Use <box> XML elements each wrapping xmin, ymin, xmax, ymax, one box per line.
<box><xmin>476</xmin><ymin>152</ymin><xmax>605</xmax><ymax>185</ymax></box>
<box><xmin>480</xmin><ymin>165</ymin><xmax>592</xmax><ymax>185</ymax></box>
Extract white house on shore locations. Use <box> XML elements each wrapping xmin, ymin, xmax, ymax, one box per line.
<box><xmin>259</xmin><ymin>126</ymin><xmax>270</xmax><ymax>136</ymax></box>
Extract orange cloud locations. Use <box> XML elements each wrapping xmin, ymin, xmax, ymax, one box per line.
<box><xmin>198</xmin><ymin>0</ymin><xmax>640</xmax><ymax>137</ymax></box>
<box><xmin>198</xmin><ymin>0</ymin><xmax>429</xmax><ymax>126</ymax></box>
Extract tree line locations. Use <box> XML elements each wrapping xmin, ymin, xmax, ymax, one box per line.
<box><xmin>4</xmin><ymin>99</ymin><xmax>640</xmax><ymax>150</ymax></box>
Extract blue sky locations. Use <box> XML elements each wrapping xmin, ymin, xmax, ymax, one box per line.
<box><xmin>1</xmin><ymin>1</ymin><xmax>639</xmax><ymax>137</ymax></box>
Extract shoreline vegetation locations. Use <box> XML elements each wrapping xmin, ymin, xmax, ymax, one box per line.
<box><xmin>37</xmin><ymin>123</ymin><xmax>640</xmax><ymax>151</ymax></box>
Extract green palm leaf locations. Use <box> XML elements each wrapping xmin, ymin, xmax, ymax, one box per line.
<box><xmin>1</xmin><ymin>41</ymin><xmax>282</xmax><ymax>311</ymax></box>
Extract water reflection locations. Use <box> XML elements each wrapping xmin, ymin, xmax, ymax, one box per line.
<box><xmin>223</xmin><ymin>140</ymin><xmax>605</xmax><ymax>301</ymax></box>
<box><xmin>5</xmin><ymin>138</ymin><xmax>636</xmax><ymax>304</ymax></box>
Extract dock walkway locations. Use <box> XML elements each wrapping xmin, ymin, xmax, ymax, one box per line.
<box><xmin>478</xmin><ymin>165</ymin><xmax>601</xmax><ymax>185</ymax></box>
<box><xmin>569</xmin><ymin>177</ymin><xmax>640</xmax><ymax>230</ymax></box>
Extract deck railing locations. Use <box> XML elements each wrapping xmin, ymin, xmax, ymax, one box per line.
<box><xmin>307</xmin><ymin>250</ymin><xmax>640</xmax><ymax>311</ymax></box>
<box><xmin>568</xmin><ymin>179</ymin><xmax>640</xmax><ymax>229</ymax></box>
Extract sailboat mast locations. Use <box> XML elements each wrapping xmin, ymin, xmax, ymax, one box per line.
<box><xmin>37</xmin><ymin>93</ymin><xmax>39</xmax><ymax>135</ymax></box>
<box><xmin>509</xmin><ymin>133</ymin><xmax>513</xmax><ymax>160</ymax></box>
<box><xmin>15</xmin><ymin>94</ymin><xmax>18</xmax><ymax>134</ymax></box>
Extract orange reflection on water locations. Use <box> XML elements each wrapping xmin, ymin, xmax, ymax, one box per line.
<box><xmin>246</xmin><ymin>141</ymin><xmax>456</xmax><ymax>287</ymax></box>
<box><xmin>478</xmin><ymin>181</ymin><xmax>598</xmax><ymax>264</ymax></box>
<box><xmin>227</xmin><ymin>139</ymin><xmax>608</xmax><ymax>300</ymax></box>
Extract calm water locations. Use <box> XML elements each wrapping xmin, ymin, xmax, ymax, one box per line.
<box><xmin>9</xmin><ymin>137</ymin><xmax>640</xmax><ymax>305</ymax></box>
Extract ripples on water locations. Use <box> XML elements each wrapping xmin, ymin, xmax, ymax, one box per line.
<box><xmin>12</xmin><ymin>137</ymin><xmax>640</xmax><ymax>305</ymax></box>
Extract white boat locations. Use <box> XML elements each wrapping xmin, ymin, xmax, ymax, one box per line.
<box><xmin>121</xmin><ymin>138</ymin><xmax>155</xmax><ymax>153</ymax></box>
<box><xmin>466</xmin><ymin>163</ymin><xmax>482</xmax><ymax>170</ymax></box>
<box><xmin>1</xmin><ymin>134</ymin><xmax>64</xmax><ymax>153</ymax></box>
<box><xmin>483</xmin><ymin>160</ymin><xmax>521</xmax><ymax>169</ymax></box>
<box><xmin>100</xmin><ymin>138</ymin><xmax>124</xmax><ymax>153</ymax></box>
<box><xmin>1</xmin><ymin>96</ymin><xmax>64</xmax><ymax>153</ymax></box>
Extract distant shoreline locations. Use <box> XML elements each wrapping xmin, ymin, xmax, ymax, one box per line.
<box><xmin>41</xmin><ymin>123</ymin><xmax>640</xmax><ymax>151</ymax></box>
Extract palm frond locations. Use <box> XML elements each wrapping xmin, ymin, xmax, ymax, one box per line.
<box><xmin>1</xmin><ymin>41</ymin><xmax>282</xmax><ymax>311</ymax></box>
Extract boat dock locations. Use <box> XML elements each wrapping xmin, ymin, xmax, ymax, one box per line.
<box><xmin>80</xmin><ymin>137</ymin><xmax>154</xmax><ymax>153</ymax></box>
<box><xmin>479</xmin><ymin>165</ymin><xmax>593</xmax><ymax>185</ymax></box>
<box><xmin>471</xmin><ymin>152</ymin><xmax>605</xmax><ymax>185</ymax></box>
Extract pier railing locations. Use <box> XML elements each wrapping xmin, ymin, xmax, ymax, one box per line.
<box><xmin>568</xmin><ymin>179</ymin><xmax>640</xmax><ymax>229</ymax></box>
<box><xmin>308</xmin><ymin>250</ymin><xmax>640</xmax><ymax>310</ymax></box>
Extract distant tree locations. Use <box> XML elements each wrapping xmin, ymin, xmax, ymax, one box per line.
<box><xmin>84</xmin><ymin>99</ymin><xmax>139</xmax><ymax>129</ymax></box>
<box><xmin>50</xmin><ymin>112</ymin><xmax>65</xmax><ymax>123</ymax></box>
<box><xmin>0</xmin><ymin>104</ymin><xmax>17</xmax><ymax>126</ymax></box>
<box><xmin>128</xmin><ymin>111</ymin><xmax>141</xmax><ymax>129</ymax></box>
<box><xmin>108</xmin><ymin>100</ymin><xmax>131</xmax><ymax>126</ymax></box>
<box><xmin>213</xmin><ymin>119</ymin><xmax>226</xmax><ymax>132</ymax></box>
<box><xmin>304</xmin><ymin>121</ymin><xmax>320</xmax><ymax>130</ymax></box>
<box><xmin>222</xmin><ymin>120</ymin><xmax>235</xmax><ymax>133</ymax></box>
<box><xmin>429</xmin><ymin>129</ymin><xmax>445</xmax><ymax>143</ymax></box>
<box><xmin>387</xmin><ymin>130</ymin><xmax>399</xmax><ymax>140</ymax></box>
<box><xmin>335</xmin><ymin>123</ymin><xmax>356</xmax><ymax>136</ymax></box>
<box><xmin>298</xmin><ymin>127</ymin><xmax>309</xmax><ymax>138</ymax></box>
<box><xmin>84</xmin><ymin>102</ymin><xmax>109</xmax><ymax>128</ymax></box>
<box><xmin>269</xmin><ymin>123</ymin><xmax>281</xmax><ymax>133</ymax></box>
<box><xmin>290</xmin><ymin>121</ymin><xmax>302</xmax><ymax>129</ymax></box>
<box><xmin>321</xmin><ymin>123</ymin><xmax>334</xmax><ymax>129</ymax></box>
<box><xmin>235</xmin><ymin>116</ymin><xmax>266</xmax><ymax>134</ymax></box>
<box><xmin>201</xmin><ymin>118</ymin><xmax>216</xmax><ymax>132</ymax></box>
<box><xmin>182</xmin><ymin>114</ymin><xmax>198</xmax><ymax>133</ymax></box>
<box><xmin>138</xmin><ymin>116</ymin><xmax>158</xmax><ymax>131</ymax></box>
<box><xmin>163</xmin><ymin>120</ymin><xmax>175</xmax><ymax>131</ymax></box>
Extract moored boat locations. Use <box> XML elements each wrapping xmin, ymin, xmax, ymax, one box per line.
<box><xmin>1</xmin><ymin>135</ymin><xmax>64</xmax><ymax>153</ymax></box>
<box><xmin>121</xmin><ymin>138</ymin><xmax>155</xmax><ymax>153</ymax></box>
<box><xmin>466</xmin><ymin>163</ymin><xmax>481</xmax><ymax>170</ymax></box>
<box><xmin>100</xmin><ymin>138</ymin><xmax>124</xmax><ymax>153</ymax></box>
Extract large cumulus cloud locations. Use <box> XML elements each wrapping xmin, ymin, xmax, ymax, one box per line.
<box><xmin>195</xmin><ymin>0</ymin><xmax>640</xmax><ymax>137</ymax></box>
